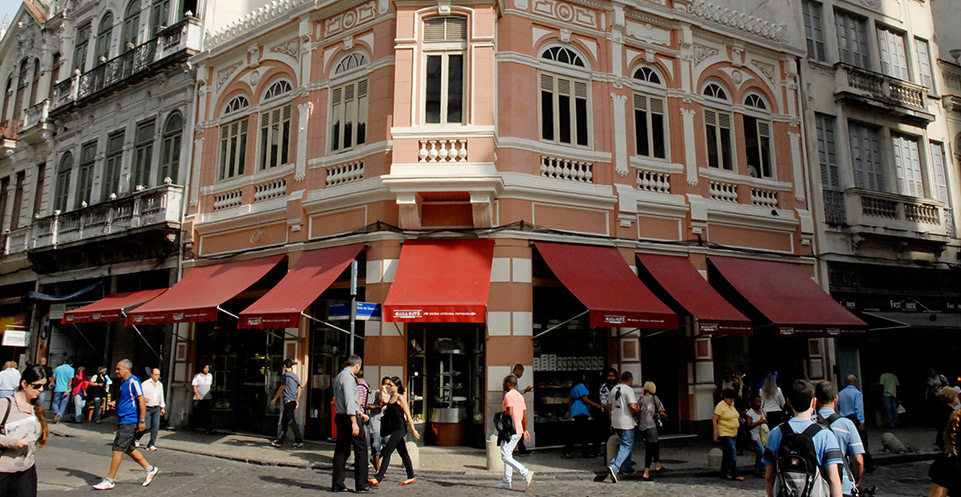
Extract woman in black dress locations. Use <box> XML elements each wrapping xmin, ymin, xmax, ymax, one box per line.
<box><xmin>368</xmin><ymin>376</ymin><xmax>420</xmax><ymax>486</ymax></box>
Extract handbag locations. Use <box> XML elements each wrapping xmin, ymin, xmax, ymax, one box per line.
<box><xmin>653</xmin><ymin>395</ymin><xmax>666</xmax><ymax>434</ymax></box>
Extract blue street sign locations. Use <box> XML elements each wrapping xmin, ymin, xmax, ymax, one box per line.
<box><xmin>328</xmin><ymin>302</ymin><xmax>381</xmax><ymax>321</ymax></box>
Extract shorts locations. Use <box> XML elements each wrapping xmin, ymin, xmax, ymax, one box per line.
<box><xmin>113</xmin><ymin>423</ymin><xmax>140</xmax><ymax>452</ymax></box>
<box><xmin>930</xmin><ymin>454</ymin><xmax>961</xmax><ymax>492</ymax></box>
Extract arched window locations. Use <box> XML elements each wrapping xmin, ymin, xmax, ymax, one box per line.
<box><xmin>703</xmin><ymin>82</ymin><xmax>733</xmax><ymax>171</ymax></box>
<box><xmin>633</xmin><ymin>66</ymin><xmax>662</xmax><ymax>85</ymax></box>
<box><xmin>13</xmin><ymin>59</ymin><xmax>29</xmax><ymax>120</ymax></box>
<box><xmin>29</xmin><ymin>59</ymin><xmax>40</xmax><ymax>106</ymax></box>
<box><xmin>745</xmin><ymin>93</ymin><xmax>767</xmax><ymax>110</ymax></box>
<box><xmin>123</xmin><ymin>0</ymin><xmax>142</xmax><ymax>49</ymax></box>
<box><xmin>224</xmin><ymin>95</ymin><xmax>249</xmax><ymax>114</ymax></box>
<box><xmin>742</xmin><ymin>92</ymin><xmax>773</xmax><ymax>178</ymax></box>
<box><xmin>539</xmin><ymin>45</ymin><xmax>590</xmax><ymax>147</ymax></box>
<box><xmin>262</xmin><ymin>79</ymin><xmax>292</xmax><ymax>101</ymax></box>
<box><xmin>703</xmin><ymin>82</ymin><xmax>728</xmax><ymax>100</ymax></box>
<box><xmin>334</xmin><ymin>53</ymin><xmax>367</xmax><ymax>75</ymax></box>
<box><xmin>0</xmin><ymin>78</ymin><xmax>10</xmax><ymax>121</ymax></box>
<box><xmin>541</xmin><ymin>46</ymin><xmax>585</xmax><ymax>67</ymax></box>
<box><xmin>96</xmin><ymin>13</ymin><xmax>113</xmax><ymax>63</ymax></box>
<box><xmin>159</xmin><ymin>112</ymin><xmax>183</xmax><ymax>183</ymax></box>
<box><xmin>53</xmin><ymin>152</ymin><xmax>73</xmax><ymax>212</ymax></box>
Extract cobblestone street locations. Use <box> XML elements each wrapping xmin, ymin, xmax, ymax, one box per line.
<box><xmin>38</xmin><ymin>432</ymin><xmax>932</xmax><ymax>496</ymax></box>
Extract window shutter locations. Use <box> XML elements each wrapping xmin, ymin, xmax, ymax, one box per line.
<box><xmin>424</xmin><ymin>18</ymin><xmax>446</xmax><ymax>42</ymax></box>
<box><xmin>705</xmin><ymin>110</ymin><xmax>717</xmax><ymax>126</ymax></box>
<box><xmin>718</xmin><ymin>112</ymin><xmax>731</xmax><ymax>129</ymax></box>
<box><xmin>557</xmin><ymin>78</ymin><xmax>571</xmax><ymax>96</ymax></box>
<box><xmin>758</xmin><ymin>121</ymin><xmax>770</xmax><ymax>137</ymax></box>
<box><xmin>574</xmin><ymin>81</ymin><xmax>587</xmax><ymax>98</ymax></box>
<box><xmin>650</xmin><ymin>97</ymin><xmax>664</xmax><ymax>114</ymax></box>
<box><xmin>357</xmin><ymin>79</ymin><xmax>368</xmax><ymax>97</ymax></box>
<box><xmin>345</xmin><ymin>83</ymin><xmax>355</xmax><ymax>102</ymax></box>
<box><xmin>240</xmin><ymin>119</ymin><xmax>248</xmax><ymax>135</ymax></box>
<box><xmin>446</xmin><ymin>17</ymin><xmax>467</xmax><ymax>41</ymax></box>
<box><xmin>540</xmin><ymin>74</ymin><xmax>554</xmax><ymax>91</ymax></box>
<box><xmin>331</xmin><ymin>87</ymin><xmax>342</xmax><ymax>105</ymax></box>
<box><xmin>633</xmin><ymin>94</ymin><xmax>647</xmax><ymax>111</ymax></box>
<box><xmin>283</xmin><ymin>104</ymin><xmax>291</xmax><ymax>121</ymax></box>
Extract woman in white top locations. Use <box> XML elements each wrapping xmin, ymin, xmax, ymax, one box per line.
<box><xmin>743</xmin><ymin>395</ymin><xmax>767</xmax><ymax>477</ymax></box>
<box><xmin>0</xmin><ymin>365</ymin><xmax>50</xmax><ymax>496</ymax></box>
<box><xmin>759</xmin><ymin>373</ymin><xmax>785</xmax><ymax>428</ymax></box>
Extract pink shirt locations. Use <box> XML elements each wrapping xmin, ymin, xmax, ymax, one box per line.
<box><xmin>502</xmin><ymin>389</ymin><xmax>526</xmax><ymax>435</ymax></box>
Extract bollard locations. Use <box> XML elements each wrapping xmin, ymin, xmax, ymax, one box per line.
<box><xmin>707</xmin><ymin>447</ymin><xmax>723</xmax><ymax>469</ymax></box>
<box><xmin>487</xmin><ymin>434</ymin><xmax>505</xmax><ymax>472</ymax></box>
<box><xmin>406</xmin><ymin>441</ymin><xmax>420</xmax><ymax>468</ymax></box>
<box><xmin>605</xmin><ymin>434</ymin><xmax>620</xmax><ymax>465</ymax></box>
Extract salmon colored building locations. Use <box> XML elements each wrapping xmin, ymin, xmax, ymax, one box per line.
<box><xmin>146</xmin><ymin>0</ymin><xmax>867</xmax><ymax>444</ymax></box>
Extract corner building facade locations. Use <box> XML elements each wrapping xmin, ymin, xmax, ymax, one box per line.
<box><xmin>176</xmin><ymin>0</ymin><xmax>864</xmax><ymax>444</ymax></box>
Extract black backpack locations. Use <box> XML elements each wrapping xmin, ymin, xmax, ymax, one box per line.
<box><xmin>773</xmin><ymin>422</ymin><xmax>831</xmax><ymax>497</ymax></box>
<box><xmin>493</xmin><ymin>411</ymin><xmax>515</xmax><ymax>445</ymax></box>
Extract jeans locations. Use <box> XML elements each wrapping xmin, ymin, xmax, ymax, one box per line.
<box><xmin>332</xmin><ymin>414</ymin><xmax>368</xmax><ymax>490</ymax></box>
<box><xmin>881</xmin><ymin>395</ymin><xmax>898</xmax><ymax>427</ymax></box>
<box><xmin>143</xmin><ymin>406</ymin><xmax>162</xmax><ymax>446</ymax></box>
<box><xmin>277</xmin><ymin>400</ymin><xmax>303</xmax><ymax>444</ymax></box>
<box><xmin>500</xmin><ymin>433</ymin><xmax>530</xmax><ymax>485</ymax></box>
<box><xmin>91</xmin><ymin>397</ymin><xmax>104</xmax><ymax>423</ymax></box>
<box><xmin>719</xmin><ymin>435</ymin><xmax>739</xmax><ymax>477</ymax></box>
<box><xmin>52</xmin><ymin>391</ymin><xmax>70</xmax><ymax>417</ymax></box>
<box><xmin>73</xmin><ymin>395</ymin><xmax>85</xmax><ymax>422</ymax></box>
<box><xmin>39</xmin><ymin>389</ymin><xmax>49</xmax><ymax>410</ymax></box>
<box><xmin>609</xmin><ymin>428</ymin><xmax>635</xmax><ymax>473</ymax></box>
<box><xmin>750</xmin><ymin>439</ymin><xmax>764</xmax><ymax>471</ymax></box>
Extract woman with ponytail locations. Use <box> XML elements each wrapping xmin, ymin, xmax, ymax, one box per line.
<box><xmin>0</xmin><ymin>364</ymin><xmax>49</xmax><ymax>496</ymax></box>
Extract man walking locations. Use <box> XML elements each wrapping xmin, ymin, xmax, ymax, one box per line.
<box><xmin>499</xmin><ymin>374</ymin><xmax>534</xmax><ymax>490</ymax></box>
<box><xmin>816</xmin><ymin>381</ymin><xmax>865</xmax><ymax>497</ymax></box>
<box><xmin>191</xmin><ymin>364</ymin><xmax>213</xmax><ymax>434</ymax></box>
<box><xmin>0</xmin><ymin>361</ymin><xmax>21</xmax><ymax>397</ymax></box>
<box><xmin>332</xmin><ymin>355</ymin><xmax>371</xmax><ymax>492</ymax></box>
<box><xmin>93</xmin><ymin>359</ymin><xmax>159</xmax><ymax>490</ymax></box>
<box><xmin>52</xmin><ymin>358</ymin><xmax>75</xmax><ymax>423</ymax></box>
<box><xmin>606</xmin><ymin>371</ymin><xmax>639</xmax><ymax>483</ymax></box>
<box><xmin>511</xmin><ymin>364</ymin><xmax>533</xmax><ymax>456</ymax></box>
<box><xmin>270</xmin><ymin>359</ymin><xmax>304</xmax><ymax>449</ymax></box>
<box><xmin>140</xmin><ymin>368</ymin><xmax>166</xmax><ymax>451</ymax></box>
<box><xmin>837</xmin><ymin>375</ymin><xmax>874</xmax><ymax>471</ymax></box>
<box><xmin>878</xmin><ymin>371</ymin><xmax>899</xmax><ymax>428</ymax></box>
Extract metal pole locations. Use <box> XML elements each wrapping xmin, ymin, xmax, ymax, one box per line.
<box><xmin>349</xmin><ymin>260</ymin><xmax>358</xmax><ymax>356</ymax></box>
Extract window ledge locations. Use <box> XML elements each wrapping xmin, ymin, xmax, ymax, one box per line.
<box><xmin>201</xmin><ymin>163</ymin><xmax>294</xmax><ymax>196</ymax></box>
<box><xmin>629</xmin><ymin>157</ymin><xmax>682</xmax><ymax>174</ymax></box>
<box><xmin>698</xmin><ymin>167</ymin><xmax>792</xmax><ymax>191</ymax></box>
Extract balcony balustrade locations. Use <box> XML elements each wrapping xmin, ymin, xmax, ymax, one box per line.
<box><xmin>844</xmin><ymin>188</ymin><xmax>947</xmax><ymax>238</ymax></box>
<box><xmin>540</xmin><ymin>156</ymin><xmax>593</xmax><ymax>183</ymax></box>
<box><xmin>21</xmin><ymin>100</ymin><xmax>50</xmax><ymax>132</ymax></box>
<box><xmin>834</xmin><ymin>63</ymin><xmax>933</xmax><ymax>121</ymax></box>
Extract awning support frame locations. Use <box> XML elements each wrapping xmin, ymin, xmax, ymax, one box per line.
<box><xmin>119</xmin><ymin>311</ymin><xmax>162</xmax><ymax>360</ymax></box>
<box><xmin>301</xmin><ymin>312</ymin><xmax>364</xmax><ymax>341</ymax></box>
<box><xmin>533</xmin><ymin>310</ymin><xmax>589</xmax><ymax>339</ymax></box>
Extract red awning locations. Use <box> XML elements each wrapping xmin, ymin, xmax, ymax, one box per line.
<box><xmin>708</xmin><ymin>256</ymin><xmax>867</xmax><ymax>336</ymax></box>
<box><xmin>637</xmin><ymin>254</ymin><xmax>752</xmax><ymax>335</ymax></box>
<box><xmin>383</xmin><ymin>239</ymin><xmax>494</xmax><ymax>323</ymax></box>
<box><xmin>125</xmin><ymin>255</ymin><xmax>284</xmax><ymax>325</ymax></box>
<box><xmin>61</xmin><ymin>289</ymin><xmax>167</xmax><ymax>324</ymax></box>
<box><xmin>238</xmin><ymin>244</ymin><xmax>364</xmax><ymax>329</ymax></box>
<box><xmin>535</xmin><ymin>242</ymin><xmax>676</xmax><ymax>329</ymax></box>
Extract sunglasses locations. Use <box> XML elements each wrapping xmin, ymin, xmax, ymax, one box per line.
<box><xmin>28</xmin><ymin>382</ymin><xmax>46</xmax><ymax>390</ymax></box>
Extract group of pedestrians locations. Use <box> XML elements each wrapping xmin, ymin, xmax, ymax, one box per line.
<box><xmin>48</xmin><ymin>358</ymin><xmax>113</xmax><ymax>425</ymax></box>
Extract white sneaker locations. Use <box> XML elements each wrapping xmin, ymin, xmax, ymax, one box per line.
<box><xmin>93</xmin><ymin>479</ymin><xmax>115</xmax><ymax>490</ymax></box>
<box><xmin>143</xmin><ymin>466</ymin><xmax>159</xmax><ymax>486</ymax></box>
<box><xmin>525</xmin><ymin>472</ymin><xmax>534</xmax><ymax>490</ymax></box>
<box><xmin>148</xmin><ymin>445</ymin><xmax>158</xmax><ymax>451</ymax></box>
<box><xmin>497</xmin><ymin>481</ymin><xmax>511</xmax><ymax>490</ymax></box>
<box><xmin>134</xmin><ymin>441</ymin><xmax>140</xmax><ymax>448</ymax></box>
<box><xmin>607</xmin><ymin>466</ymin><xmax>618</xmax><ymax>483</ymax></box>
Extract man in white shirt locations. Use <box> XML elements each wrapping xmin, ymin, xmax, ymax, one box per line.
<box><xmin>607</xmin><ymin>371</ymin><xmax>639</xmax><ymax>483</ymax></box>
<box><xmin>0</xmin><ymin>361</ymin><xmax>21</xmax><ymax>397</ymax></box>
<box><xmin>191</xmin><ymin>365</ymin><xmax>213</xmax><ymax>434</ymax></box>
<box><xmin>140</xmin><ymin>368</ymin><xmax>166</xmax><ymax>450</ymax></box>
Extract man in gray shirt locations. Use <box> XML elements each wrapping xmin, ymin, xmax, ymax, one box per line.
<box><xmin>270</xmin><ymin>359</ymin><xmax>304</xmax><ymax>448</ymax></box>
<box><xmin>332</xmin><ymin>355</ymin><xmax>371</xmax><ymax>492</ymax></box>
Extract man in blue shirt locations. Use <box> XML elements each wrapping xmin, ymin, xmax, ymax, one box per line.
<box><xmin>763</xmin><ymin>379</ymin><xmax>844</xmax><ymax>497</ymax></box>
<box><xmin>563</xmin><ymin>372</ymin><xmax>603</xmax><ymax>458</ymax></box>
<box><xmin>52</xmin><ymin>358</ymin><xmax>75</xmax><ymax>423</ymax></box>
<box><xmin>93</xmin><ymin>359</ymin><xmax>159</xmax><ymax>490</ymax></box>
<box><xmin>817</xmin><ymin>381</ymin><xmax>865</xmax><ymax>497</ymax></box>
<box><xmin>837</xmin><ymin>375</ymin><xmax>874</xmax><ymax>471</ymax></box>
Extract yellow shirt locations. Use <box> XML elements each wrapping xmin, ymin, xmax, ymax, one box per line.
<box><xmin>714</xmin><ymin>400</ymin><xmax>740</xmax><ymax>437</ymax></box>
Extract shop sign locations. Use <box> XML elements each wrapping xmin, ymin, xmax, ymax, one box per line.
<box><xmin>49</xmin><ymin>304</ymin><xmax>66</xmax><ymax>320</ymax></box>
<box><xmin>328</xmin><ymin>302</ymin><xmax>381</xmax><ymax>321</ymax></box>
<box><xmin>2</xmin><ymin>329</ymin><xmax>29</xmax><ymax>347</ymax></box>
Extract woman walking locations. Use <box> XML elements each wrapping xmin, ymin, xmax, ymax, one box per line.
<box><xmin>760</xmin><ymin>373</ymin><xmax>785</xmax><ymax>428</ymax></box>
<box><xmin>714</xmin><ymin>388</ymin><xmax>743</xmax><ymax>481</ymax></box>
<box><xmin>87</xmin><ymin>367</ymin><xmax>108</xmax><ymax>423</ymax></box>
<box><xmin>743</xmin><ymin>395</ymin><xmax>767</xmax><ymax>477</ymax></box>
<box><xmin>0</xmin><ymin>365</ymin><xmax>50</xmax><ymax>496</ymax></box>
<box><xmin>636</xmin><ymin>381</ymin><xmax>667</xmax><ymax>481</ymax></box>
<box><xmin>368</xmin><ymin>377</ymin><xmax>420</xmax><ymax>486</ymax></box>
<box><xmin>71</xmin><ymin>366</ymin><xmax>89</xmax><ymax>423</ymax></box>
<box><xmin>563</xmin><ymin>371</ymin><xmax>603</xmax><ymax>458</ymax></box>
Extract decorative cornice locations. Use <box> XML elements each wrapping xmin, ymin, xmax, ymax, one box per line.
<box><xmin>204</xmin><ymin>0</ymin><xmax>313</xmax><ymax>51</ymax></box>
<box><xmin>686</xmin><ymin>1</ymin><xmax>788</xmax><ymax>42</ymax></box>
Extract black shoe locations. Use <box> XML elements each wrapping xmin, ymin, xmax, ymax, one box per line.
<box><xmin>354</xmin><ymin>486</ymin><xmax>376</xmax><ymax>492</ymax></box>
<box><xmin>331</xmin><ymin>486</ymin><xmax>349</xmax><ymax>493</ymax></box>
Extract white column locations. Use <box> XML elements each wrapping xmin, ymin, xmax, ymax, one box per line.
<box><xmin>296</xmin><ymin>102</ymin><xmax>311</xmax><ymax>181</ymax></box>
<box><xmin>790</xmin><ymin>131</ymin><xmax>805</xmax><ymax>201</ymax></box>
<box><xmin>682</xmin><ymin>108</ymin><xmax>698</xmax><ymax>186</ymax></box>
<box><xmin>611</xmin><ymin>93</ymin><xmax>628</xmax><ymax>176</ymax></box>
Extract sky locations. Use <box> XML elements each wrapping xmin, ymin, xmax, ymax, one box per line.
<box><xmin>1</xmin><ymin>1</ymin><xmax>22</xmax><ymax>37</ymax></box>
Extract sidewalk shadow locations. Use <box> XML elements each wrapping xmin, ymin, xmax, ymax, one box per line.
<box><xmin>259</xmin><ymin>475</ymin><xmax>330</xmax><ymax>491</ymax></box>
<box><xmin>57</xmin><ymin>467</ymin><xmax>101</xmax><ymax>484</ymax></box>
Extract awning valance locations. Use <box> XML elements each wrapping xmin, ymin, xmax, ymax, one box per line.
<box><xmin>708</xmin><ymin>256</ymin><xmax>866</xmax><ymax>337</ymax></box>
<box><xmin>62</xmin><ymin>289</ymin><xmax>167</xmax><ymax>324</ymax></box>
<box><xmin>383</xmin><ymin>239</ymin><xmax>494</xmax><ymax>323</ymax></box>
<box><xmin>535</xmin><ymin>242</ymin><xmax>676</xmax><ymax>329</ymax></box>
<box><xmin>125</xmin><ymin>255</ymin><xmax>284</xmax><ymax>325</ymax></box>
<box><xmin>636</xmin><ymin>254</ymin><xmax>752</xmax><ymax>335</ymax></box>
<box><xmin>238</xmin><ymin>244</ymin><xmax>364</xmax><ymax>329</ymax></box>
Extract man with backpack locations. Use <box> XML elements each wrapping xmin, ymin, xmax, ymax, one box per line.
<box><xmin>763</xmin><ymin>379</ymin><xmax>844</xmax><ymax>497</ymax></box>
<box><xmin>816</xmin><ymin>381</ymin><xmax>864</xmax><ymax>497</ymax></box>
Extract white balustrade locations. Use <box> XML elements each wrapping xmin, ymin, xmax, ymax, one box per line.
<box><xmin>418</xmin><ymin>139</ymin><xmax>468</xmax><ymax>163</ymax></box>
<box><xmin>540</xmin><ymin>156</ymin><xmax>593</xmax><ymax>183</ymax></box>
<box><xmin>709</xmin><ymin>180</ymin><xmax>738</xmax><ymax>202</ymax></box>
<box><xmin>750</xmin><ymin>187</ymin><xmax>778</xmax><ymax>208</ymax></box>
<box><xmin>254</xmin><ymin>178</ymin><xmax>287</xmax><ymax>202</ymax></box>
<box><xmin>636</xmin><ymin>170</ymin><xmax>671</xmax><ymax>193</ymax></box>
<box><xmin>326</xmin><ymin>161</ymin><xmax>365</xmax><ymax>186</ymax></box>
<box><xmin>213</xmin><ymin>190</ymin><xmax>243</xmax><ymax>210</ymax></box>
